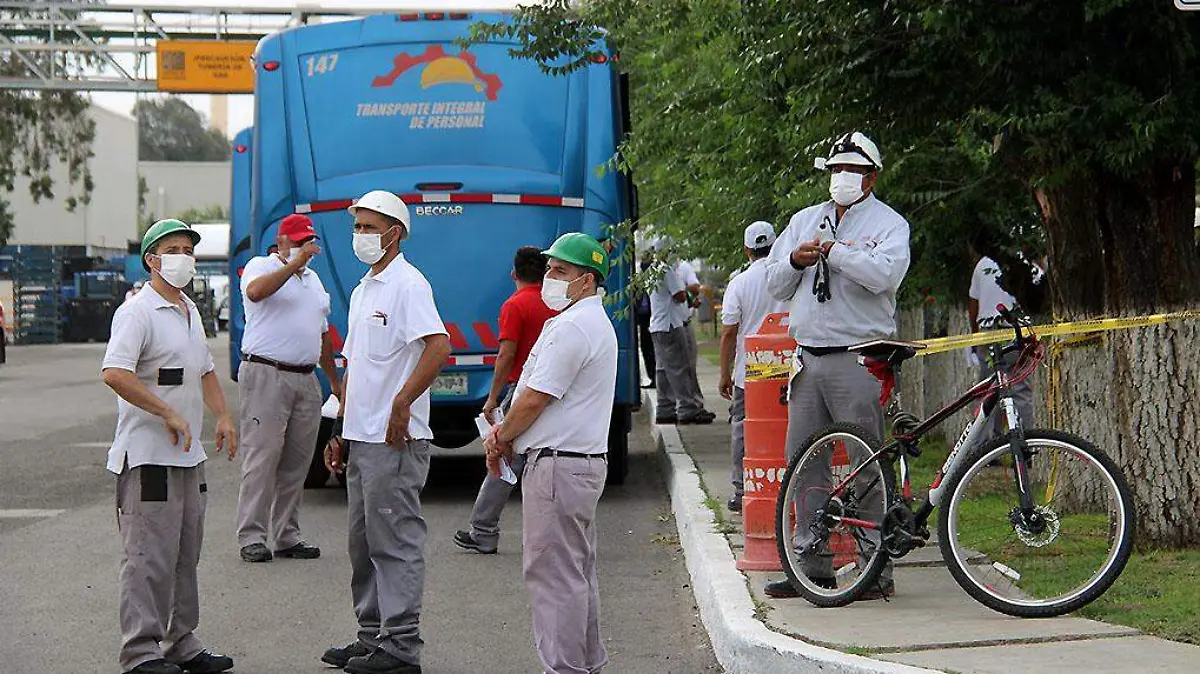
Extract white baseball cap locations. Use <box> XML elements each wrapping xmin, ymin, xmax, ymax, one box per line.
<box><xmin>744</xmin><ymin>221</ymin><xmax>777</xmax><ymax>249</ymax></box>
<box><xmin>348</xmin><ymin>190</ymin><xmax>411</xmax><ymax>233</ymax></box>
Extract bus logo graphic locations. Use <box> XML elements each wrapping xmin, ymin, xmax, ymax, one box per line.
<box><xmin>372</xmin><ymin>45</ymin><xmax>503</xmax><ymax>101</ymax></box>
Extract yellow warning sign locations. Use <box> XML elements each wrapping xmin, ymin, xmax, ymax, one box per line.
<box><xmin>156</xmin><ymin>40</ymin><xmax>256</xmax><ymax>93</ymax></box>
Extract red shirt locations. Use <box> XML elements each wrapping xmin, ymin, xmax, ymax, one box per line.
<box><xmin>498</xmin><ymin>284</ymin><xmax>558</xmax><ymax>383</ymax></box>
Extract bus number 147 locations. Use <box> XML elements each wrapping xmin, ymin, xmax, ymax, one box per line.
<box><xmin>306</xmin><ymin>53</ymin><xmax>339</xmax><ymax>77</ymax></box>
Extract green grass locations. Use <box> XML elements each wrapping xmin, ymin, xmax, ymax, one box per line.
<box><xmin>697</xmin><ymin>339</ymin><xmax>721</xmax><ymax>367</ymax></box>
<box><xmin>905</xmin><ymin>436</ymin><xmax>1200</xmax><ymax>645</ymax></box>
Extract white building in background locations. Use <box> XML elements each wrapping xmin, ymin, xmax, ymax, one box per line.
<box><xmin>139</xmin><ymin>160</ymin><xmax>231</xmax><ymax>221</ymax></box>
<box><xmin>5</xmin><ymin>104</ymin><xmax>139</xmax><ymax>256</ymax></box>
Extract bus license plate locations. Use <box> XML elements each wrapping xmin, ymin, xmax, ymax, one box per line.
<box><xmin>431</xmin><ymin>373</ymin><xmax>468</xmax><ymax>397</ymax></box>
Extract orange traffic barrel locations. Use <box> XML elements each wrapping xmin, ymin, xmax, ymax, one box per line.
<box><xmin>737</xmin><ymin>312</ymin><xmax>794</xmax><ymax>572</ymax></box>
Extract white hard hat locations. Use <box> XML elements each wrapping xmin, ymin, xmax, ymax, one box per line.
<box><xmin>349</xmin><ymin>190</ymin><xmax>411</xmax><ymax>233</ymax></box>
<box><xmin>743</xmin><ymin>221</ymin><xmax>777</xmax><ymax>249</ymax></box>
<box><xmin>814</xmin><ymin>132</ymin><xmax>883</xmax><ymax>171</ymax></box>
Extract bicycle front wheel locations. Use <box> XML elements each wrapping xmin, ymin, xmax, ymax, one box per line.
<box><xmin>776</xmin><ymin>423</ymin><xmax>893</xmax><ymax>607</ymax></box>
<box><xmin>938</xmin><ymin>430</ymin><xmax>1135</xmax><ymax>617</ymax></box>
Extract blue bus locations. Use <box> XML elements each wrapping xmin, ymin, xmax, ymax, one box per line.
<box><xmin>227</xmin><ymin>126</ymin><xmax>254</xmax><ymax>380</ymax></box>
<box><xmin>244</xmin><ymin>12</ymin><xmax>637</xmax><ymax>483</ymax></box>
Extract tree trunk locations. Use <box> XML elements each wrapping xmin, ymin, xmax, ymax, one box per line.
<box><xmin>1034</xmin><ymin>160</ymin><xmax>1200</xmax><ymax>547</ymax></box>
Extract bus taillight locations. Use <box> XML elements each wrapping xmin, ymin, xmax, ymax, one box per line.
<box><xmin>235</xmin><ymin>145</ymin><xmax>247</xmax><ymax>153</ymax></box>
<box><xmin>262</xmin><ymin>61</ymin><xmax>280</xmax><ymax>71</ymax></box>
<box><xmin>399</xmin><ymin>13</ymin><xmax>419</xmax><ymax>21</ymax></box>
<box><xmin>590</xmin><ymin>53</ymin><xmax>609</xmax><ymax>64</ymax></box>
<box><xmin>449</xmin><ymin>12</ymin><xmax>469</xmax><ymax>19</ymax></box>
<box><xmin>425</xmin><ymin>12</ymin><xmax>445</xmax><ymax>20</ymax></box>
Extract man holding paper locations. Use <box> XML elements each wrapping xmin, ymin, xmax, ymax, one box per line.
<box><xmin>235</xmin><ymin>213</ymin><xmax>339</xmax><ymax>563</ymax></box>
<box><xmin>484</xmin><ymin>232</ymin><xmax>617</xmax><ymax>674</ymax></box>
<box><xmin>453</xmin><ymin>246</ymin><xmax>558</xmax><ymax>555</ymax></box>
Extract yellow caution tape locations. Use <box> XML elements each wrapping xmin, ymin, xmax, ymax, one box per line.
<box><xmin>913</xmin><ymin>309</ymin><xmax>1200</xmax><ymax>357</ymax></box>
<box><xmin>745</xmin><ymin>362</ymin><xmax>792</xmax><ymax>381</ymax></box>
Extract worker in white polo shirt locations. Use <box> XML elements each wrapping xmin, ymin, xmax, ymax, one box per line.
<box><xmin>718</xmin><ymin>221</ymin><xmax>788</xmax><ymax>513</ymax></box>
<box><xmin>235</xmin><ymin>213</ymin><xmax>340</xmax><ymax>563</ymax></box>
<box><xmin>320</xmin><ymin>190</ymin><xmax>451</xmax><ymax>674</ymax></box>
<box><xmin>763</xmin><ymin>132</ymin><xmax>910</xmax><ymax>601</ymax></box>
<box><xmin>102</xmin><ymin>219</ymin><xmax>237</xmax><ymax>674</ymax></box>
<box><xmin>484</xmin><ymin>232</ymin><xmax>617</xmax><ymax>674</ymax></box>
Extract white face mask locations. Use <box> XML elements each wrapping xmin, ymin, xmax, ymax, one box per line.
<box><xmin>830</xmin><ymin>171</ymin><xmax>866</xmax><ymax>207</ymax></box>
<box><xmin>353</xmin><ymin>226</ymin><xmax>396</xmax><ymax>265</ymax></box>
<box><xmin>155</xmin><ymin>254</ymin><xmax>196</xmax><ymax>288</ymax></box>
<box><xmin>541</xmin><ymin>275</ymin><xmax>580</xmax><ymax>311</ymax></box>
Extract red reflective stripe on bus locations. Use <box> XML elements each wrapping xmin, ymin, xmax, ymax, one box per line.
<box><xmin>298</xmin><ymin>194</ymin><xmax>585</xmax><ymax>213</ymax></box>
<box><xmin>450</xmin><ymin>193</ymin><xmax>493</xmax><ymax>203</ymax></box>
<box><xmin>519</xmin><ymin>194</ymin><xmax>562</xmax><ymax>207</ymax></box>
<box><xmin>473</xmin><ymin>322</ymin><xmax>500</xmax><ymax>350</ymax></box>
<box><xmin>446</xmin><ymin>324</ymin><xmax>469</xmax><ymax>350</ymax></box>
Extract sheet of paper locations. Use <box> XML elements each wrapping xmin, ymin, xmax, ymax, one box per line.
<box><xmin>498</xmin><ymin>457</ymin><xmax>518</xmax><ymax>484</ymax></box>
<box><xmin>321</xmin><ymin>394</ymin><xmax>340</xmax><ymax>419</ymax></box>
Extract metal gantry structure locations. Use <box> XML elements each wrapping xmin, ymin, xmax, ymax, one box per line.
<box><xmin>0</xmin><ymin>2</ymin><xmax>388</xmax><ymax>92</ymax></box>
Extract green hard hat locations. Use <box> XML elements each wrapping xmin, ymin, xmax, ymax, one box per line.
<box><xmin>141</xmin><ymin>219</ymin><xmax>201</xmax><ymax>271</ymax></box>
<box><xmin>543</xmin><ymin>232</ymin><xmax>609</xmax><ymax>279</ymax></box>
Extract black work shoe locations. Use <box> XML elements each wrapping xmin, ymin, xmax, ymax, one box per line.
<box><xmin>177</xmin><ymin>651</ymin><xmax>234</xmax><ymax>674</ymax></box>
<box><xmin>654</xmin><ymin>416</ymin><xmax>677</xmax><ymax>425</ymax></box>
<box><xmin>345</xmin><ymin>648</ymin><xmax>421</xmax><ymax>674</ymax></box>
<box><xmin>322</xmin><ymin>641</ymin><xmax>372</xmax><ymax>669</ymax></box>
<box><xmin>453</xmin><ymin>530</ymin><xmax>497</xmax><ymax>555</ymax></box>
<box><xmin>240</xmin><ymin>542</ymin><xmax>272</xmax><ymax>562</ymax></box>
<box><xmin>727</xmin><ymin>497</ymin><xmax>742</xmax><ymax>513</ymax></box>
<box><xmin>678</xmin><ymin>414</ymin><xmax>714</xmax><ymax>425</ymax></box>
<box><xmin>276</xmin><ymin>541</ymin><xmax>321</xmax><ymax>559</ymax></box>
<box><xmin>125</xmin><ymin>660</ymin><xmax>182</xmax><ymax>674</ymax></box>
<box><xmin>764</xmin><ymin>579</ymin><xmax>800</xmax><ymax>598</ymax></box>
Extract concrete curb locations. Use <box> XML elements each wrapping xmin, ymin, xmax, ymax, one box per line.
<box><xmin>647</xmin><ymin>391</ymin><xmax>938</xmax><ymax>674</ymax></box>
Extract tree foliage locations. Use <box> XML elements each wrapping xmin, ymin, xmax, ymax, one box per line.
<box><xmin>0</xmin><ymin>4</ymin><xmax>98</xmax><ymax>248</ymax></box>
<box><xmin>136</xmin><ymin>96</ymin><xmax>231</xmax><ymax>162</ymax></box>
<box><xmin>474</xmin><ymin>0</ymin><xmax>1200</xmax><ymax>316</ymax></box>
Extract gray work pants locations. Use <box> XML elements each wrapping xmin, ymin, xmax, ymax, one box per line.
<box><xmin>347</xmin><ymin>440</ymin><xmax>431</xmax><ymax>665</ymax></box>
<box><xmin>116</xmin><ymin>463</ymin><xmax>207</xmax><ymax>671</ymax></box>
<box><xmin>467</xmin><ymin>386</ymin><xmax>523</xmax><ymax>550</ymax></box>
<box><xmin>681</xmin><ymin>320</ymin><xmax>704</xmax><ymax>404</ymax></box>
<box><xmin>235</xmin><ymin>360</ymin><xmax>322</xmax><ymax>549</ymax></box>
<box><xmin>651</xmin><ymin>327</ymin><xmax>704</xmax><ymax>420</ymax></box>
<box><xmin>522</xmin><ymin>451</ymin><xmax>609</xmax><ymax>674</ymax></box>
<box><xmin>976</xmin><ymin>347</ymin><xmax>1035</xmax><ymax>440</ymax></box>
<box><xmin>730</xmin><ymin>386</ymin><xmax>746</xmax><ymax>499</ymax></box>
<box><xmin>785</xmin><ymin>351</ymin><xmax>892</xmax><ymax>584</ymax></box>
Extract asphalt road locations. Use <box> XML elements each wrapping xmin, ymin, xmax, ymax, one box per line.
<box><xmin>0</xmin><ymin>336</ymin><xmax>721</xmax><ymax>674</ymax></box>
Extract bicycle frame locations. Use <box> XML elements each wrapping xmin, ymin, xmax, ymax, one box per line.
<box><xmin>820</xmin><ymin>337</ymin><xmax>1043</xmax><ymax>543</ymax></box>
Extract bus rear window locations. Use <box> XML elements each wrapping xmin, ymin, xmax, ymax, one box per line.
<box><xmin>298</xmin><ymin>43</ymin><xmax>570</xmax><ymax>180</ymax></box>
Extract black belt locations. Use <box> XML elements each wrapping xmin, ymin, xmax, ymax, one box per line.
<box><xmin>244</xmin><ymin>353</ymin><xmax>316</xmax><ymax>374</ymax></box>
<box><xmin>533</xmin><ymin>448</ymin><xmax>607</xmax><ymax>461</ymax></box>
<box><xmin>800</xmin><ymin>345</ymin><xmax>850</xmax><ymax>357</ymax></box>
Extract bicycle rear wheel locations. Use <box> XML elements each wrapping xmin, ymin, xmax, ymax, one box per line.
<box><xmin>938</xmin><ymin>430</ymin><xmax>1135</xmax><ymax>617</ymax></box>
<box><xmin>776</xmin><ymin>423</ymin><xmax>892</xmax><ymax>607</ymax></box>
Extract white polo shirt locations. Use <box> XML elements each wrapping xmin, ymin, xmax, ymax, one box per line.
<box><xmin>675</xmin><ymin>260</ymin><xmax>700</xmax><ymax>324</ymax></box>
<box><xmin>512</xmin><ymin>295</ymin><xmax>617</xmax><ymax>455</ymax></box>
<box><xmin>648</xmin><ymin>262</ymin><xmax>685</xmax><ymax>333</ymax></box>
<box><xmin>721</xmin><ymin>258</ymin><xmax>788</xmax><ymax>387</ymax></box>
<box><xmin>765</xmin><ymin>195</ymin><xmax>911</xmax><ymax>347</ymax></box>
<box><xmin>240</xmin><ymin>254</ymin><xmax>331</xmax><ymax>366</ymax></box>
<box><xmin>342</xmin><ymin>254</ymin><xmax>447</xmax><ymax>443</ymax></box>
<box><xmin>969</xmin><ymin>256</ymin><xmax>1043</xmax><ymax>329</ymax></box>
<box><xmin>102</xmin><ymin>285</ymin><xmax>215</xmax><ymax>474</ymax></box>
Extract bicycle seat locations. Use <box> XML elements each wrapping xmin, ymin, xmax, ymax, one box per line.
<box><xmin>849</xmin><ymin>339</ymin><xmax>926</xmax><ymax>367</ymax></box>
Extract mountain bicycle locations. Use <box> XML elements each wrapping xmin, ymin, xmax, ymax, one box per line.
<box><xmin>774</xmin><ymin>306</ymin><xmax>1134</xmax><ymax>617</ymax></box>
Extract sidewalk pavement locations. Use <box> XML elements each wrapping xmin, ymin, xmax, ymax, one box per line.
<box><xmin>651</xmin><ymin>356</ymin><xmax>1200</xmax><ymax>674</ymax></box>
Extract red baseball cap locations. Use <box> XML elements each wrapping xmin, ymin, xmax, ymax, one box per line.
<box><xmin>279</xmin><ymin>214</ymin><xmax>318</xmax><ymax>243</ymax></box>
